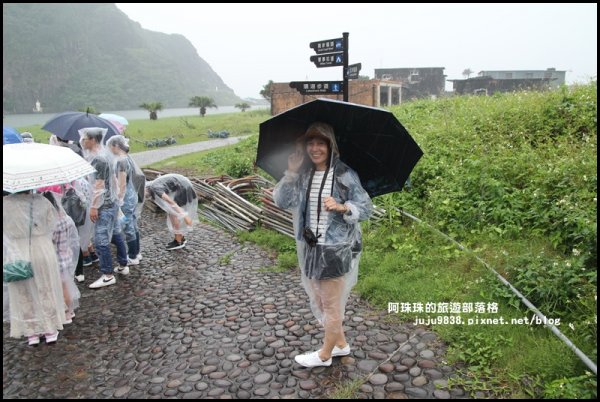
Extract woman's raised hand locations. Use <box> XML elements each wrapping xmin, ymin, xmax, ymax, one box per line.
<box><xmin>288</xmin><ymin>149</ymin><xmax>304</xmax><ymax>173</ymax></box>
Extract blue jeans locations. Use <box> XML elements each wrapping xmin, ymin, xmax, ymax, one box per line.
<box><xmin>94</xmin><ymin>203</ymin><xmax>127</xmax><ymax>275</ymax></box>
<box><xmin>121</xmin><ymin>188</ymin><xmax>139</xmax><ymax>259</ymax></box>
<box><xmin>127</xmin><ymin>230</ymin><xmax>140</xmax><ymax>259</ymax></box>
<box><xmin>111</xmin><ymin>233</ymin><xmax>128</xmax><ymax>267</ymax></box>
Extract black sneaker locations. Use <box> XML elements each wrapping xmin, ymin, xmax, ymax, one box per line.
<box><xmin>166</xmin><ymin>239</ymin><xmax>186</xmax><ymax>251</ymax></box>
<box><xmin>90</xmin><ymin>252</ymin><xmax>100</xmax><ymax>263</ymax></box>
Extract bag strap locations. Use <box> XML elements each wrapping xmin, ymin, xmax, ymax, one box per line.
<box><xmin>28</xmin><ymin>194</ymin><xmax>33</xmax><ymax>261</ymax></box>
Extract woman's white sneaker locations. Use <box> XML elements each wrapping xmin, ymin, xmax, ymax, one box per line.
<box><xmin>331</xmin><ymin>344</ymin><xmax>351</xmax><ymax>356</ymax></box>
<box><xmin>294</xmin><ymin>351</ymin><xmax>332</xmax><ymax>368</ymax></box>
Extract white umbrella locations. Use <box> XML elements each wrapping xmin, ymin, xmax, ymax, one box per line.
<box><xmin>98</xmin><ymin>113</ymin><xmax>129</xmax><ymax>126</ymax></box>
<box><xmin>3</xmin><ymin>143</ymin><xmax>96</xmax><ymax>193</ymax></box>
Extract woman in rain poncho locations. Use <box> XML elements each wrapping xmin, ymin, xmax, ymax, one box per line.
<box><xmin>145</xmin><ymin>173</ymin><xmax>198</xmax><ymax>250</ymax></box>
<box><xmin>41</xmin><ymin>190</ymin><xmax>81</xmax><ymax>324</ymax></box>
<box><xmin>3</xmin><ymin>191</ymin><xmax>66</xmax><ymax>345</ymax></box>
<box><xmin>273</xmin><ymin>122</ymin><xmax>373</xmax><ymax>368</ymax></box>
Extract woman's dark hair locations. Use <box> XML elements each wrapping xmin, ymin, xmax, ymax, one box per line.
<box><xmin>42</xmin><ymin>191</ymin><xmax>59</xmax><ymax>210</ymax></box>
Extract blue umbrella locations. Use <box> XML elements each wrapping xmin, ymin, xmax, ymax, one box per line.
<box><xmin>41</xmin><ymin>111</ymin><xmax>120</xmax><ymax>144</ymax></box>
<box><xmin>3</xmin><ymin>126</ymin><xmax>24</xmax><ymax>145</ymax></box>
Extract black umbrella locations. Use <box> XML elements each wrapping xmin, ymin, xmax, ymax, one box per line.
<box><xmin>257</xmin><ymin>98</ymin><xmax>423</xmax><ymax>198</ymax></box>
<box><xmin>42</xmin><ymin>111</ymin><xmax>121</xmax><ymax>144</ymax></box>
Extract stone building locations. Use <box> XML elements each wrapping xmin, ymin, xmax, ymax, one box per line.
<box><xmin>374</xmin><ymin>67</ymin><xmax>446</xmax><ymax>100</ymax></box>
<box><xmin>449</xmin><ymin>68</ymin><xmax>566</xmax><ymax>95</ymax></box>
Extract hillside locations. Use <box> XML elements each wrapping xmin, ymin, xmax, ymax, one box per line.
<box><xmin>2</xmin><ymin>3</ymin><xmax>241</xmax><ymax>114</ymax></box>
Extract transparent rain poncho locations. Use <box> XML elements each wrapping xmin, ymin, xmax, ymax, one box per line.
<box><xmin>145</xmin><ymin>174</ymin><xmax>198</xmax><ymax>236</ymax></box>
<box><xmin>2</xmin><ymin>193</ymin><xmax>67</xmax><ymax>336</ymax></box>
<box><xmin>71</xmin><ymin>177</ymin><xmax>94</xmax><ymax>251</ymax></box>
<box><xmin>42</xmin><ymin>191</ymin><xmax>81</xmax><ymax>315</ymax></box>
<box><xmin>273</xmin><ymin>124</ymin><xmax>373</xmax><ymax>330</ymax></box>
<box><xmin>106</xmin><ymin>135</ymin><xmax>139</xmax><ymax>242</ymax></box>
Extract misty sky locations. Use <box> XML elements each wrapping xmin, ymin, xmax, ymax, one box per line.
<box><xmin>115</xmin><ymin>3</ymin><xmax>597</xmax><ymax>99</ymax></box>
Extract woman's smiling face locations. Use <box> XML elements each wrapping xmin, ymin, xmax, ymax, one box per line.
<box><xmin>306</xmin><ymin>138</ymin><xmax>329</xmax><ymax>170</ymax></box>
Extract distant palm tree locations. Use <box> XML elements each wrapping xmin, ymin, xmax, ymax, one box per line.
<box><xmin>235</xmin><ymin>102</ymin><xmax>251</xmax><ymax>112</ymax></box>
<box><xmin>189</xmin><ymin>96</ymin><xmax>217</xmax><ymax>117</ymax></box>
<box><xmin>260</xmin><ymin>80</ymin><xmax>274</xmax><ymax>101</ymax></box>
<box><xmin>462</xmin><ymin>68</ymin><xmax>473</xmax><ymax>79</ymax></box>
<box><xmin>77</xmin><ymin>106</ymin><xmax>99</xmax><ymax>114</ymax></box>
<box><xmin>139</xmin><ymin>102</ymin><xmax>163</xmax><ymax>120</ymax></box>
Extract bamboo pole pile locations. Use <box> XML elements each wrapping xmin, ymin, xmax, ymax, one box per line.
<box><xmin>259</xmin><ymin>188</ymin><xmax>294</xmax><ymax>237</ymax></box>
<box><xmin>191</xmin><ymin>175</ymin><xmax>272</xmax><ymax>233</ymax></box>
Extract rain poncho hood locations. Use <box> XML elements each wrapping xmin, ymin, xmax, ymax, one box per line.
<box><xmin>273</xmin><ymin>121</ymin><xmax>373</xmax><ymax>325</ymax></box>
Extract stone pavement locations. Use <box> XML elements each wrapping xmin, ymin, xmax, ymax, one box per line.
<box><xmin>3</xmin><ymin>208</ymin><xmax>474</xmax><ymax>399</ymax></box>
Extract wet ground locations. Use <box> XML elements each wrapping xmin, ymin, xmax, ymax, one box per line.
<box><xmin>3</xmin><ymin>208</ymin><xmax>472</xmax><ymax>399</ymax></box>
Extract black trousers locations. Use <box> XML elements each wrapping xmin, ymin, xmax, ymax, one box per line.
<box><xmin>74</xmin><ymin>249</ymin><xmax>83</xmax><ymax>276</ymax></box>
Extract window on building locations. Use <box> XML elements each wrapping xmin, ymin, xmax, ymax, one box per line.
<box><xmin>391</xmin><ymin>87</ymin><xmax>400</xmax><ymax>105</ymax></box>
<box><xmin>380</xmin><ymin>86</ymin><xmax>390</xmax><ymax>106</ymax></box>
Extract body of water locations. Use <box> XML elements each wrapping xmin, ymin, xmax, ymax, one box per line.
<box><xmin>3</xmin><ymin>105</ymin><xmax>268</xmax><ymax>129</ymax></box>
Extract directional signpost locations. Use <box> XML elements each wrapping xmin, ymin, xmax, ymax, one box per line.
<box><xmin>309</xmin><ymin>37</ymin><xmax>344</xmax><ymax>54</ymax></box>
<box><xmin>345</xmin><ymin>63</ymin><xmax>362</xmax><ymax>80</ymax></box>
<box><xmin>310</xmin><ymin>52</ymin><xmax>344</xmax><ymax>68</ymax></box>
<box><xmin>289</xmin><ymin>81</ymin><xmax>343</xmax><ymax>95</ymax></box>
<box><xmin>291</xmin><ymin>32</ymin><xmax>360</xmax><ymax>102</ymax></box>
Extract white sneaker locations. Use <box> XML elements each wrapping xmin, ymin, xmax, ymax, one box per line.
<box><xmin>116</xmin><ymin>265</ymin><xmax>130</xmax><ymax>275</ymax></box>
<box><xmin>44</xmin><ymin>331</ymin><xmax>59</xmax><ymax>343</ymax></box>
<box><xmin>127</xmin><ymin>257</ymin><xmax>140</xmax><ymax>266</ymax></box>
<box><xmin>294</xmin><ymin>351</ymin><xmax>332</xmax><ymax>368</ymax></box>
<box><xmin>75</xmin><ymin>274</ymin><xmax>85</xmax><ymax>283</ymax></box>
<box><xmin>64</xmin><ymin>311</ymin><xmax>74</xmax><ymax>325</ymax></box>
<box><xmin>331</xmin><ymin>344</ymin><xmax>351</xmax><ymax>357</ymax></box>
<box><xmin>28</xmin><ymin>335</ymin><xmax>40</xmax><ymax>346</ymax></box>
<box><xmin>89</xmin><ymin>274</ymin><xmax>116</xmax><ymax>289</ymax></box>
<box><xmin>136</xmin><ymin>253</ymin><xmax>142</xmax><ymax>261</ymax></box>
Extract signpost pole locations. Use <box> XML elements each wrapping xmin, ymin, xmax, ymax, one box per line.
<box><xmin>343</xmin><ymin>32</ymin><xmax>349</xmax><ymax>102</ymax></box>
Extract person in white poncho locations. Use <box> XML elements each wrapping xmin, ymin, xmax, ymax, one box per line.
<box><xmin>273</xmin><ymin>122</ymin><xmax>373</xmax><ymax>368</ymax></box>
<box><xmin>145</xmin><ymin>174</ymin><xmax>198</xmax><ymax>250</ymax></box>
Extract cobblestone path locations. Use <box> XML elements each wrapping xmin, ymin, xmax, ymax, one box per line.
<box><xmin>3</xmin><ymin>208</ymin><xmax>472</xmax><ymax>399</ymax></box>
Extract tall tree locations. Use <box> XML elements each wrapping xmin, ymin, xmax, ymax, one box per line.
<box><xmin>189</xmin><ymin>96</ymin><xmax>217</xmax><ymax>117</ymax></box>
<box><xmin>260</xmin><ymin>80</ymin><xmax>274</xmax><ymax>101</ymax></box>
<box><xmin>235</xmin><ymin>102</ymin><xmax>251</xmax><ymax>112</ymax></box>
<box><xmin>139</xmin><ymin>102</ymin><xmax>163</xmax><ymax>120</ymax></box>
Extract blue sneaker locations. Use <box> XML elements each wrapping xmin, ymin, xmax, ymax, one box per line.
<box><xmin>82</xmin><ymin>255</ymin><xmax>93</xmax><ymax>267</ymax></box>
